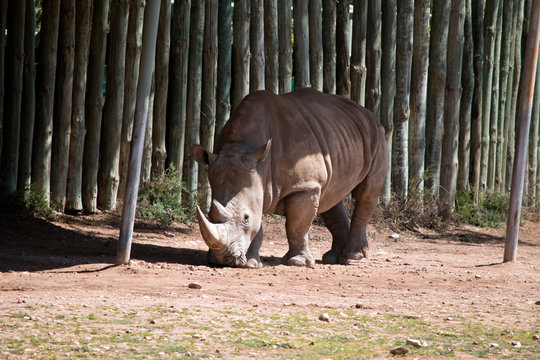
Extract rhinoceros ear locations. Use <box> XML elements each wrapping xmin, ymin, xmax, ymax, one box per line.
<box><xmin>245</xmin><ymin>139</ymin><xmax>272</xmax><ymax>166</ymax></box>
<box><xmin>193</xmin><ymin>144</ymin><xmax>218</xmax><ymax>165</ymax></box>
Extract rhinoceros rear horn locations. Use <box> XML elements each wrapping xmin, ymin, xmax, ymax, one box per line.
<box><xmin>196</xmin><ymin>205</ymin><xmax>228</xmax><ymax>249</ymax></box>
<box><xmin>210</xmin><ymin>199</ymin><xmax>232</xmax><ymax>223</ymax></box>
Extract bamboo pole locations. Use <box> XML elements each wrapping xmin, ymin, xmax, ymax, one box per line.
<box><xmin>117</xmin><ymin>0</ymin><xmax>161</xmax><ymax>265</ymax></box>
<box><xmin>504</xmin><ymin>0</ymin><xmax>540</xmax><ymax>262</ymax></box>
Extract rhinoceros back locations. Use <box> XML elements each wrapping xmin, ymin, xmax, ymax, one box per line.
<box><xmin>215</xmin><ymin>88</ymin><xmax>386</xmax><ymax>214</ymax></box>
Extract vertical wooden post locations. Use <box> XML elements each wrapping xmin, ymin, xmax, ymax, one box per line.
<box><xmin>322</xmin><ymin>0</ymin><xmax>336</xmax><ymax>94</ymax></box>
<box><xmin>308</xmin><ymin>0</ymin><xmax>323</xmax><ymax>92</ymax></box>
<box><xmin>278</xmin><ymin>0</ymin><xmax>292</xmax><ymax>94</ymax></box>
<box><xmin>335</xmin><ymin>0</ymin><xmax>350</xmax><ymax>97</ymax></box>
<box><xmin>18</xmin><ymin>0</ymin><xmax>36</xmax><ymax>195</ymax></box>
<box><xmin>0</xmin><ymin>0</ymin><xmax>26</xmax><ymax>194</ymax></box>
<box><xmin>82</xmin><ymin>0</ymin><xmax>109</xmax><ymax>213</ymax></box>
<box><xmin>504</xmin><ymin>0</ymin><xmax>540</xmax><ymax>262</ymax></box>
<box><xmin>350</xmin><ymin>0</ymin><xmax>367</xmax><ymax>105</ymax></box>
<box><xmin>215</xmin><ymin>0</ymin><xmax>232</xmax><ymax>137</ymax></box>
<box><xmin>117</xmin><ymin>0</ymin><xmax>161</xmax><ymax>265</ymax></box>
<box><xmin>250</xmin><ymin>0</ymin><xmax>265</xmax><ymax>91</ymax></box>
<box><xmin>293</xmin><ymin>0</ymin><xmax>310</xmax><ymax>89</ymax></box>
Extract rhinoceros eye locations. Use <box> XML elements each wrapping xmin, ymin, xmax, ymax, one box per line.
<box><xmin>243</xmin><ymin>214</ymin><xmax>250</xmax><ymax>221</ymax></box>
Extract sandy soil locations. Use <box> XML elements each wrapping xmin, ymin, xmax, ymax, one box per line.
<box><xmin>1</xmin><ymin>207</ymin><xmax>539</xmax><ymax>336</ymax></box>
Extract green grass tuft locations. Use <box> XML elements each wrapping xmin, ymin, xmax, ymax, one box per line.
<box><xmin>137</xmin><ymin>166</ymin><xmax>193</xmax><ymax>225</ymax></box>
<box><xmin>455</xmin><ymin>191</ymin><xmax>509</xmax><ymax>228</ymax></box>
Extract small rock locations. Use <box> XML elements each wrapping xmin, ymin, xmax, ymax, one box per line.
<box><xmin>150</xmin><ymin>319</ymin><xmax>157</xmax><ymax>324</ymax></box>
<box><xmin>389</xmin><ymin>234</ymin><xmax>400</xmax><ymax>240</ymax></box>
<box><xmin>389</xmin><ymin>346</ymin><xmax>409</xmax><ymax>356</ymax></box>
<box><xmin>475</xmin><ymin>274</ymin><xmax>482</xmax><ymax>279</ymax></box>
<box><xmin>445</xmin><ymin>317</ymin><xmax>454</xmax><ymax>321</ymax></box>
<box><xmin>488</xmin><ymin>343</ymin><xmax>499</xmax><ymax>348</ymax></box>
<box><xmin>406</xmin><ymin>339</ymin><xmax>423</xmax><ymax>348</ymax></box>
<box><xmin>535</xmin><ymin>300</ymin><xmax>540</xmax><ymax>305</ymax></box>
<box><xmin>532</xmin><ymin>334</ymin><xmax>539</xmax><ymax>341</ymax></box>
<box><xmin>472</xmin><ymin>340</ymin><xmax>479</xmax><ymax>345</ymax></box>
<box><xmin>188</xmin><ymin>282</ymin><xmax>202</xmax><ymax>289</ymax></box>
<box><xmin>215</xmin><ymin>349</ymin><xmax>220</xmax><ymax>354</ymax></box>
<box><xmin>338</xmin><ymin>311</ymin><xmax>348</xmax><ymax>317</ymax></box>
<box><xmin>318</xmin><ymin>313</ymin><xmax>330</xmax><ymax>322</ymax></box>
<box><xmin>511</xmin><ymin>341</ymin><xmax>521</xmax><ymax>348</ymax></box>
<box><xmin>192</xmin><ymin>334</ymin><xmax>206</xmax><ymax>341</ymax></box>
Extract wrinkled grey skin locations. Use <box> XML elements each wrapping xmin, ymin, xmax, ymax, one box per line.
<box><xmin>194</xmin><ymin>88</ymin><xmax>389</xmax><ymax>268</ymax></box>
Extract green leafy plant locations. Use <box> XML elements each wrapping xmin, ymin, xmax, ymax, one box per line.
<box><xmin>136</xmin><ymin>166</ymin><xmax>193</xmax><ymax>225</ymax></box>
<box><xmin>455</xmin><ymin>191</ymin><xmax>509</xmax><ymax>228</ymax></box>
<box><xmin>23</xmin><ymin>184</ymin><xmax>54</xmax><ymax>220</ymax></box>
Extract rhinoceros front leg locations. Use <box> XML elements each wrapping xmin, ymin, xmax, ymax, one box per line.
<box><xmin>281</xmin><ymin>189</ymin><xmax>319</xmax><ymax>268</ymax></box>
<box><xmin>321</xmin><ymin>201</ymin><xmax>351</xmax><ymax>264</ymax></box>
<box><xmin>246</xmin><ymin>226</ymin><xmax>263</xmax><ymax>268</ymax></box>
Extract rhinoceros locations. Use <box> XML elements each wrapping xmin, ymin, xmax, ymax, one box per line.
<box><xmin>193</xmin><ymin>88</ymin><xmax>389</xmax><ymax>268</ymax></box>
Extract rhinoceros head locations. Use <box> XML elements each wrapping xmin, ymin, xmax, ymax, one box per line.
<box><xmin>193</xmin><ymin>140</ymin><xmax>271</xmax><ymax>267</ymax></box>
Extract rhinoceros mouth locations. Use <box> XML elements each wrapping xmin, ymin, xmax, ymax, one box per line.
<box><xmin>207</xmin><ymin>250</ymin><xmax>247</xmax><ymax>268</ymax></box>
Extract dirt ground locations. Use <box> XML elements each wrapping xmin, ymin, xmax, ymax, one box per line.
<box><xmin>0</xmin><ymin>208</ymin><xmax>539</xmax><ymax>357</ymax></box>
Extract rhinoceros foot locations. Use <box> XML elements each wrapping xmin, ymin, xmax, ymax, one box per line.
<box><xmin>281</xmin><ymin>252</ymin><xmax>315</xmax><ymax>268</ymax></box>
<box><xmin>322</xmin><ymin>250</ymin><xmax>340</xmax><ymax>264</ymax></box>
<box><xmin>246</xmin><ymin>257</ymin><xmax>263</xmax><ymax>269</ymax></box>
<box><xmin>342</xmin><ymin>248</ymin><xmax>368</xmax><ymax>261</ymax></box>
<box><xmin>322</xmin><ymin>250</ymin><xmax>355</xmax><ymax>265</ymax></box>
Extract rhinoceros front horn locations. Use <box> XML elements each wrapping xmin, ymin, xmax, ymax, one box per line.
<box><xmin>196</xmin><ymin>205</ymin><xmax>228</xmax><ymax>249</ymax></box>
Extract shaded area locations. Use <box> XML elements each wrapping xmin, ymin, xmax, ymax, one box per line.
<box><xmin>0</xmin><ymin>209</ymin><xmax>208</xmax><ymax>272</ymax></box>
<box><xmin>419</xmin><ymin>227</ymin><xmax>536</xmax><ymax>247</ymax></box>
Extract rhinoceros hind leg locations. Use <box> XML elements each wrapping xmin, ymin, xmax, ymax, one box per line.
<box><xmin>321</xmin><ymin>201</ymin><xmax>350</xmax><ymax>264</ymax></box>
<box><xmin>282</xmin><ymin>188</ymin><xmax>319</xmax><ymax>268</ymax></box>
<box><xmin>342</xmin><ymin>137</ymin><xmax>388</xmax><ymax>261</ymax></box>
<box><xmin>246</xmin><ymin>226</ymin><xmax>263</xmax><ymax>268</ymax></box>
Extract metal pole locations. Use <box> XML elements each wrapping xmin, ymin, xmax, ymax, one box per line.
<box><xmin>504</xmin><ymin>0</ymin><xmax>540</xmax><ymax>262</ymax></box>
<box><xmin>117</xmin><ymin>0</ymin><xmax>161</xmax><ymax>265</ymax></box>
